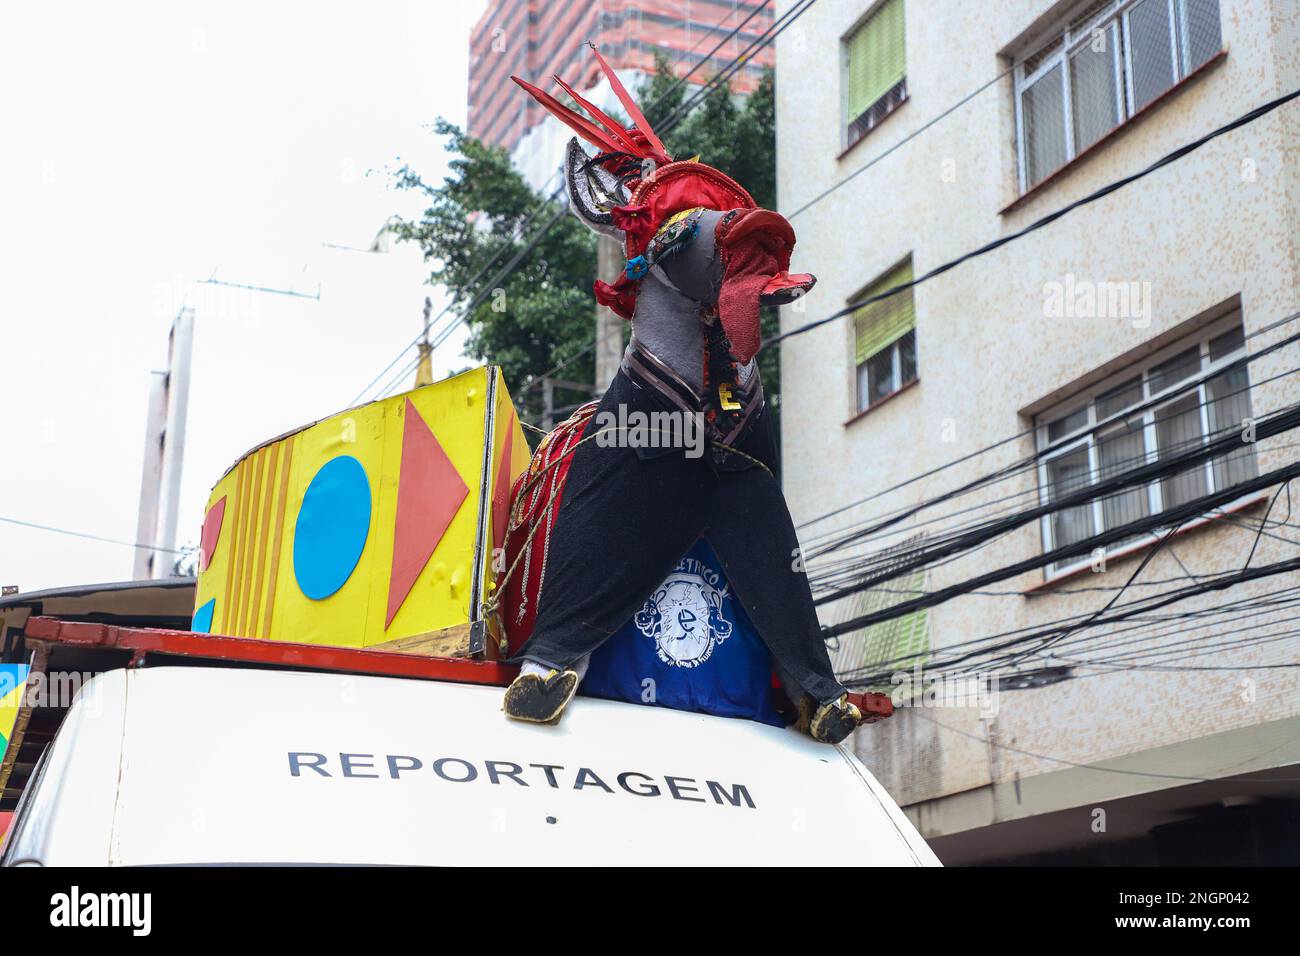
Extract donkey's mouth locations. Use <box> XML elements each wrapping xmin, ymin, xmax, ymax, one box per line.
<box><xmin>760</xmin><ymin>272</ymin><xmax>817</xmax><ymax>306</ymax></box>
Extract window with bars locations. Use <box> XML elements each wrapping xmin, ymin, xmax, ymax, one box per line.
<box><xmin>853</xmin><ymin>258</ymin><xmax>918</xmax><ymax>413</ymax></box>
<box><xmin>827</xmin><ymin>535</ymin><xmax>929</xmax><ymax>689</ymax></box>
<box><xmin>843</xmin><ymin>0</ymin><xmax>907</xmax><ymax>149</ymax></box>
<box><xmin>1014</xmin><ymin>0</ymin><xmax>1223</xmax><ymax>191</ymax></box>
<box><xmin>1035</xmin><ymin>312</ymin><xmax>1257</xmax><ymax>575</ymax></box>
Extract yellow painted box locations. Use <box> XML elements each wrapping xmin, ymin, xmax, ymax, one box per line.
<box><xmin>191</xmin><ymin>367</ymin><xmax>529</xmax><ymax>659</ymax></box>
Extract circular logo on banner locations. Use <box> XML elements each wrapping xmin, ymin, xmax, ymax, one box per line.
<box><xmin>633</xmin><ymin>557</ymin><xmax>733</xmax><ymax>668</ymax></box>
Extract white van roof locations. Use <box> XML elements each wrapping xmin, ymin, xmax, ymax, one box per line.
<box><xmin>5</xmin><ymin>666</ymin><xmax>938</xmax><ymax>866</ymax></box>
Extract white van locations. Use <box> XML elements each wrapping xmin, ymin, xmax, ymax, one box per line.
<box><xmin>2</xmin><ymin>665</ymin><xmax>938</xmax><ymax>866</ymax></box>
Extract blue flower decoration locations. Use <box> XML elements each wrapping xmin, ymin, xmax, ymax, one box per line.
<box><xmin>625</xmin><ymin>256</ymin><xmax>649</xmax><ymax>281</ymax></box>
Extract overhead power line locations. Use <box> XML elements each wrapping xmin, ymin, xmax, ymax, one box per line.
<box><xmin>832</xmin><ymin>487</ymin><xmax>1298</xmax><ymax>685</ymax></box>
<box><xmin>786</xmin><ymin>63</ymin><xmax>1016</xmax><ymax>221</ymax></box>
<box><xmin>807</xmin><ymin>320</ymin><xmax>1300</xmax><ymax>563</ymax></box>
<box><xmin>911</xmin><ymin>710</ymin><xmax>1300</xmax><ymax>786</ymax></box>
<box><xmin>656</xmin><ymin>0</ymin><xmax>813</xmax><ymax>131</ymax></box>
<box><xmin>797</xmin><ymin>307</ymin><xmax>1300</xmax><ymax>533</ymax></box>
<box><xmin>0</xmin><ymin>516</ymin><xmax>192</xmax><ymax>556</ymax></box>
<box><xmin>821</xmin><ymin>423</ymin><xmax>1300</xmax><ymax>625</ymax></box>
<box><xmin>840</xmin><ymin>553</ymin><xmax>1300</xmax><ymax>686</ymax></box>
<box><xmin>765</xmin><ymin>86</ymin><xmax>1300</xmax><ymax>350</ymax></box>
<box><xmin>347</xmin><ymin>172</ymin><xmax>566</xmax><ymax>406</ymax></box>
<box><xmin>852</xmin><ymin>576</ymin><xmax>1300</xmax><ymax>684</ymax></box>
<box><xmin>355</xmin><ymin>0</ymin><xmax>812</xmax><ymax>406</ymax></box>
<box><xmin>361</xmin><ymin>0</ymin><xmax>816</xmax><ymax>403</ymax></box>
<box><xmin>643</xmin><ymin>0</ymin><xmax>774</xmax><ymax>124</ymax></box>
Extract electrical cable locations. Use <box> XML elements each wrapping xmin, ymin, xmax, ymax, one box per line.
<box><xmin>838</xmin><ymin>554</ymin><xmax>1300</xmax><ymax>685</ymax></box>
<box><xmin>908</xmin><ymin>709</ymin><xmax>1300</xmax><ymax>785</ymax></box>
<box><xmin>347</xmin><ymin>171</ymin><xmax>568</xmax><ymax>405</ymax></box>
<box><xmin>808</xmin><ymin>324</ymin><xmax>1300</xmax><ymax>560</ymax></box>
<box><xmin>817</xmin><ymin>401</ymin><xmax>1300</xmax><ymax>614</ymax></box>
<box><xmin>786</xmin><ymin>63</ymin><xmax>1016</xmax><ymax>221</ymax></box>
<box><xmin>0</xmin><ymin>516</ymin><xmax>192</xmax><ymax>556</ymax></box>
<box><xmin>765</xmin><ymin>88</ymin><xmax>1300</xmax><ymax>350</ymax></box>
<box><xmin>366</xmin><ymin>1</ymin><xmax>817</xmax><ymax>403</ymax></box>
<box><xmin>797</xmin><ymin>307</ymin><xmax>1300</xmax><ymax>531</ymax></box>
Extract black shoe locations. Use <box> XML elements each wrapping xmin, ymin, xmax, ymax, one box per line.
<box><xmin>809</xmin><ymin>695</ymin><xmax>861</xmax><ymax>745</ymax></box>
<box><xmin>502</xmin><ymin>669</ymin><xmax>580</xmax><ymax>723</ymax></box>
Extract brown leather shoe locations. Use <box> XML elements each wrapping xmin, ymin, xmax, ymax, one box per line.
<box><xmin>809</xmin><ymin>694</ymin><xmax>862</xmax><ymax>745</ymax></box>
<box><xmin>502</xmin><ymin>669</ymin><xmax>580</xmax><ymax>724</ymax></box>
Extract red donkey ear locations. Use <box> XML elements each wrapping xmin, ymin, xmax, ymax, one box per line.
<box><xmin>715</xmin><ymin>210</ymin><xmax>806</xmax><ymax>365</ymax></box>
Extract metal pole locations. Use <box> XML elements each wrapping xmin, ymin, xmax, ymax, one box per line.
<box><xmin>594</xmin><ymin>236</ymin><xmax>624</xmax><ymax>393</ymax></box>
<box><xmin>415</xmin><ymin>296</ymin><xmax>434</xmax><ymax>387</ymax></box>
<box><xmin>153</xmin><ymin>307</ymin><xmax>195</xmax><ymax>577</ymax></box>
<box><xmin>132</xmin><ymin>370</ymin><xmax>168</xmax><ymax>579</ymax></box>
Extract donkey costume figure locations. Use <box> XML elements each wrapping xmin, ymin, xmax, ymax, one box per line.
<box><xmin>502</xmin><ymin>49</ymin><xmax>862</xmax><ymax>745</ymax></box>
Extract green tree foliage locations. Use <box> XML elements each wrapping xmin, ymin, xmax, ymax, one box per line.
<box><xmin>642</xmin><ymin>57</ymin><xmax>775</xmax><ymax>210</ymax></box>
<box><xmin>389</xmin><ymin>59</ymin><xmax>779</xmax><ymax>417</ymax></box>
<box><xmin>389</xmin><ymin>119</ymin><xmax>597</xmax><ymax>417</ymax></box>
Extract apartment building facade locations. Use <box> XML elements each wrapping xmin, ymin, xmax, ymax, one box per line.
<box><xmin>775</xmin><ymin>0</ymin><xmax>1300</xmax><ymax>863</ymax></box>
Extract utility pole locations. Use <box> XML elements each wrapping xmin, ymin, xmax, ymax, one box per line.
<box><xmin>415</xmin><ymin>296</ymin><xmax>434</xmax><ymax>388</ymax></box>
<box><xmin>542</xmin><ymin>378</ymin><xmax>555</xmax><ymax>431</ymax></box>
<box><xmin>133</xmin><ymin>306</ymin><xmax>195</xmax><ymax>579</ymax></box>
<box><xmin>594</xmin><ymin>236</ymin><xmax>624</xmax><ymax>393</ymax></box>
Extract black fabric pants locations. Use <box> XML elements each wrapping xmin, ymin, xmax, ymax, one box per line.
<box><xmin>516</xmin><ymin>368</ymin><xmax>846</xmax><ymax>706</ymax></box>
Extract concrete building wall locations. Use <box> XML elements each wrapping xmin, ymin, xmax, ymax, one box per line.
<box><xmin>774</xmin><ymin>0</ymin><xmax>1300</xmax><ymax>857</ymax></box>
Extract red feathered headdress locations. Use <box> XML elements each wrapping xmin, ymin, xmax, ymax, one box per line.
<box><xmin>512</xmin><ymin>46</ymin><xmax>810</xmax><ymax>352</ymax></box>
<box><xmin>512</xmin><ymin>47</ymin><xmax>755</xmax><ymax>294</ymax></box>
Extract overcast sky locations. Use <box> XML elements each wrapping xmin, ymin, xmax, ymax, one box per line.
<box><xmin>0</xmin><ymin>0</ymin><xmax>490</xmax><ymax>592</ymax></box>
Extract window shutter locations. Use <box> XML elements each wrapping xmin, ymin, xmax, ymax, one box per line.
<box><xmin>846</xmin><ymin>0</ymin><xmax>907</xmax><ymax>120</ymax></box>
<box><xmin>1128</xmin><ymin>0</ymin><xmax>1177</xmax><ymax>111</ymax></box>
<box><xmin>1180</xmin><ymin>0</ymin><xmax>1223</xmax><ymax>73</ymax></box>
<box><xmin>854</xmin><ymin>258</ymin><xmax>915</xmax><ymax>365</ymax></box>
<box><xmin>827</xmin><ymin>535</ymin><xmax>929</xmax><ymax>691</ymax></box>
<box><xmin>1021</xmin><ymin>64</ymin><xmax>1067</xmax><ymax>188</ymax></box>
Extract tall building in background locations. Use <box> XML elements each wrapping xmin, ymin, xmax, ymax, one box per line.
<box><xmin>469</xmin><ymin>0</ymin><xmax>774</xmax><ymax>158</ymax></box>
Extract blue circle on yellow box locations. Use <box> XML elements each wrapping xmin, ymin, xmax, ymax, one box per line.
<box><xmin>294</xmin><ymin>455</ymin><xmax>372</xmax><ymax>600</ymax></box>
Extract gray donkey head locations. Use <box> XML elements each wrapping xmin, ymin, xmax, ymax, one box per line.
<box><xmin>563</xmin><ymin>137</ymin><xmax>816</xmax><ymax>388</ymax></box>
<box><xmin>511</xmin><ymin>57</ymin><xmax>814</xmax><ymax>383</ymax></box>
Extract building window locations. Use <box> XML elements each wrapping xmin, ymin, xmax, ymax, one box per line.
<box><xmin>1014</xmin><ymin>0</ymin><xmax>1222</xmax><ymax>191</ymax></box>
<box><xmin>843</xmin><ymin>0</ymin><xmax>907</xmax><ymax>149</ymax></box>
<box><xmin>1035</xmin><ymin>312</ymin><xmax>1257</xmax><ymax>575</ymax></box>
<box><xmin>853</xmin><ymin>258</ymin><xmax>917</xmax><ymax>413</ymax></box>
<box><xmin>826</xmin><ymin>534</ymin><xmax>929</xmax><ymax>689</ymax></box>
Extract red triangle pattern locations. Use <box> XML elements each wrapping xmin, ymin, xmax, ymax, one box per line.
<box><xmin>198</xmin><ymin>496</ymin><xmax>227</xmax><ymax>572</ymax></box>
<box><xmin>386</xmin><ymin>399</ymin><xmax>469</xmax><ymax>628</ymax></box>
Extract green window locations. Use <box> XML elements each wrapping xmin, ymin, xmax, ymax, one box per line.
<box><xmin>854</xmin><ymin>259</ymin><xmax>915</xmax><ymax>363</ymax></box>
<box><xmin>828</xmin><ymin>544</ymin><xmax>929</xmax><ymax>693</ymax></box>
<box><xmin>854</xmin><ymin>258</ymin><xmax>917</xmax><ymax>411</ymax></box>
<box><xmin>846</xmin><ymin>0</ymin><xmax>907</xmax><ymax>121</ymax></box>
